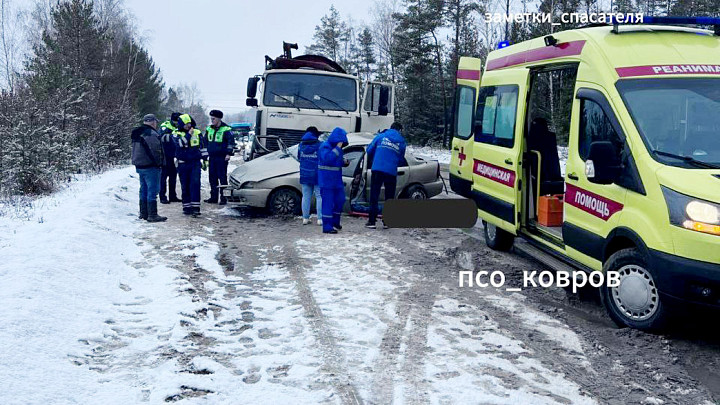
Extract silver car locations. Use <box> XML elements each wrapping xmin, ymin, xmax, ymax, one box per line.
<box><xmin>226</xmin><ymin>132</ymin><xmax>444</xmax><ymax>215</ymax></box>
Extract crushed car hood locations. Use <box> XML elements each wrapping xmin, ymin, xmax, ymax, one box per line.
<box><xmin>230</xmin><ymin>148</ymin><xmax>300</xmax><ymax>184</ymax></box>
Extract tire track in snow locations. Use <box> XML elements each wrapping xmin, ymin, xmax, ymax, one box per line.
<box><xmin>281</xmin><ymin>243</ymin><xmax>364</xmax><ymax>405</ymax></box>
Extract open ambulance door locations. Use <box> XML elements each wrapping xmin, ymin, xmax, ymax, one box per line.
<box><xmin>360</xmin><ymin>82</ymin><xmax>395</xmax><ymax>133</ymax></box>
<box><xmin>471</xmin><ymin>69</ymin><xmax>529</xmax><ymax>235</ymax></box>
<box><xmin>450</xmin><ymin>57</ymin><xmax>483</xmax><ymax>199</ymax></box>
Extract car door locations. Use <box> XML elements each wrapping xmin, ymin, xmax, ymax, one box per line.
<box><xmin>471</xmin><ymin>69</ymin><xmax>529</xmax><ymax>234</ymax></box>
<box><xmin>564</xmin><ymin>85</ymin><xmax>628</xmax><ymax>268</ymax></box>
<box><xmin>450</xmin><ymin>57</ymin><xmax>482</xmax><ymax>198</ymax></box>
<box><xmin>342</xmin><ymin>147</ymin><xmax>367</xmax><ymax>208</ymax></box>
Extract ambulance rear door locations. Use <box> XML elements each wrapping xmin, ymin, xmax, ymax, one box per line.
<box><xmin>450</xmin><ymin>57</ymin><xmax>483</xmax><ymax>199</ymax></box>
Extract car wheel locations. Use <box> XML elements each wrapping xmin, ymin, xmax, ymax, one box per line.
<box><xmin>600</xmin><ymin>248</ymin><xmax>668</xmax><ymax>331</ymax></box>
<box><xmin>482</xmin><ymin>220</ymin><xmax>514</xmax><ymax>251</ymax></box>
<box><xmin>269</xmin><ymin>188</ymin><xmax>301</xmax><ymax>216</ymax></box>
<box><xmin>404</xmin><ymin>184</ymin><xmax>428</xmax><ymax>200</ymax></box>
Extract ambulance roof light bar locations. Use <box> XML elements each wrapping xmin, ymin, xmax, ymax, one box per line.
<box><xmin>611</xmin><ymin>16</ymin><xmax>720</xmax><ymax>36</ymax></box>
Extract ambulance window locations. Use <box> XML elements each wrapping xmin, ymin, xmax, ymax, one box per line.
<box><xmin>474</xmin><ymin>85</ymin><xmax>518</xmax><ymax>148</ymax></box>
<box><xmin>454</xmin><ymin>86</ymin><xmax>475</xmax><ymax>139</ymax></box>
<box><xmin>579</xmin><ymin>100</ymin><xmax>623</xmax><ymax>161</ymax></box>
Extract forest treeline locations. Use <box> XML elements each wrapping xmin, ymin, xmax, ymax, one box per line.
<box><xmin>0</xmin><ymin>0</ymin><xmax>203</xmax><ymax>196</ymax></box>
<box><xmin>305</xmin><ymin>0</ymin><xmax>720</xmax><ymax>147</ymax></box>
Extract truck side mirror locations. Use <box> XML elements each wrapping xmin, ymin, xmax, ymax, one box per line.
<box><xmin>246</xmin><ymin>98</ymin><xmax>258</xmax><ymax>107</ymax></box>
<box><xmin>586</xmin><ymin>141</ymin><xmax>622</xmax><ymax>184</ymax></box>
<box><xmin>378</xmin><ymin>85</ymin><xmax>390</xmax><ymax>116</ymax></box>
<box><xmin>247</xmin><ymin>77</ymin><xmax>260</xmax><ymax>98</ymax></box>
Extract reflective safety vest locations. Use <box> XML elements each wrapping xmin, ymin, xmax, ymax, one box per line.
<box><xmin>205</xmin><ymin>125</ymin><xmax>232</xmax><ymax>142</ymax></box>
<box><xmin>175</xmin><ymin>129</ymin><xmax>202</xmax><ymax>146</ymax></box>
<box><xmin>160</xmin><ymin>120</ymin><xmax>177</xmax><ymax>133</ymax></box>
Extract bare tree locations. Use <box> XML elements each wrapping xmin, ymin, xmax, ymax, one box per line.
<box><xmin>370</xmin><ymin>0</ymin><xmax>401</xmax><ymax>82</ymax></box>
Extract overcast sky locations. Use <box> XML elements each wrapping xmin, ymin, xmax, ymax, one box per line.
<box><xmin>123</xmin><ymin>0</ymin><xmax>376</xmax><ymax>116</ymax></box>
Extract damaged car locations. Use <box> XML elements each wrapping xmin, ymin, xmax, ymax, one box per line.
<box><xmin>225</xmin><ymin>132</ymin><xmax>444</xmax><ymax>215</ymax></box>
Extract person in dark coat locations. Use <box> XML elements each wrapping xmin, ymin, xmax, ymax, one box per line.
<box><xmin>174</xmin><ymin>113</ymin><xmax>208</xmax><ymax>216</ymax></box>
<box><xmin>203</xmin><ymin>109</ymin><xmax>235</xmax><ymax>205</ymax></box>
<box><xmin>159</xmin><ymin>112</ymin><xmax>181</xmax><ymax>204</ymax></box>
<box><xmin>365</xmin><ymin>122</ymin><xmax>407</xmax><ymax>229</ymax></box>
<box><xmin>298</xmin><ymin>126</ymin><xmax>323</xmax><ymax>225</ymax></box>
<box><xmin>318</xmin><ymin>127</ymin><xmax>349</xmax><ymax>234</ymax></box>
<box><xmin>131</xmin><ymin>114</ymin><xmax>167</xmax><ymax>222</ymax></box>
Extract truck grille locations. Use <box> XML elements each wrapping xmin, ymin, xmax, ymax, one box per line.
<box><xmin>266</xmin><ymin>128</ymin><xmax>306</xmax><ymax>150</ymax></box>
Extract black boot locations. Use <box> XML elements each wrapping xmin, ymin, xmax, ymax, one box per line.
<box><xmin>159</xmin><ymin>195</ymin><xmax>169</xmax><ymax>204</ymax></box>
<box><xmin>138</xmin><ymin>201</ymin><xmax>148</xmax><ymax>220</ymax></box>
<box><xmin>146</xmin><ymin>201</ymin><xmax>167</xmax><ymax>222</ymax></box>
<box><xmin>204</xmin><ymin>197</ymin><xmax>217</xmax><ymax>204</ymax></box>
<box><xmin>218</xmin><ymin>196</ymin><xmax>227</xmax><ymax>205</ymax></box>
<box><xmin>169</xmin><ymin>194</ymin><xmax>182</xmax><ymax>203</ymax></box>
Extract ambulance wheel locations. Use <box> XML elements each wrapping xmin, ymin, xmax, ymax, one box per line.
<box><xmin>482</xmin><ymin>220</ymin><xmax>514</xmax><ymax>251</ymax></box>
<box><xmin>600</xmin><ymin>248</ymin><xmax>668</xmax><ymax>331</ymax></box>
<box><xmin>269</xmin><ymin>188</ymin><xmax>301</xmax><ymax>216</ymax></box>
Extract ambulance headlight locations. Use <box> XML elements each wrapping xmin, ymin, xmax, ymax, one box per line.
<box><xmin>686</xmin><ymin>201</ymin><xmax>720</xmax><ymax>224</ymax></box>
<box><xmin>662</xmin><ymin>186</ymin><xmax>720</xmax><ymax>236</ymax></box>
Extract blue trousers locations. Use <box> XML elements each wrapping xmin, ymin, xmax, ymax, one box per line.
<box><xmin>301</xmin><ymin>183</ymin><xmax>322</xmax><ymax>220</ymax></box>
<box><xmin>208</xmin><ymin>156</ymin><xmax>228</xmax><ymax>201</ymax></box>
<box><xmin>136</xmin><ymin>167</ymin><xmax>161</xmax><ymax>202</ymax></box>
<box><xmin>320</xmin><ymin>187</ymin><xmax>345</xmax><ymax>232</ymax></box>
<box><xmin>178</xmin><ymin>161</ymin><xmax>201</xmax><ymax>213</ymax></box>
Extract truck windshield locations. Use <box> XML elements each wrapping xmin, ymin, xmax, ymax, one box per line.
<box><xmin>617</xmin><ymin>78</ymin><xmax>720</xmax><ymax>168</ymax></box>
<box><xmin>263</xmin><ymin>72</ymin><xmax>357</xmax><ymax>112</ymax></box>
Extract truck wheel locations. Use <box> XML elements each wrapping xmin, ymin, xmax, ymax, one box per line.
<box><xmin>404</xmin><ymin>184</ymin><xmax>427</xmax><ymax>200</ymax></box>
<box><xmin>482</xmin><ymin>220</ymin><xmax>514</xmax><ymax>251</ymax></box>
<box><xmin>600</xmin><ymin>248</ymin><xmax>668</xmax><ymax>331</ymax></box>
<box><xmin>269</xmin><ymin>188</ymin><xmax>301</xmax><ymax>216</ymax></box>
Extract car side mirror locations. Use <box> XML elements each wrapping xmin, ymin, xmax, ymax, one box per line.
<box><xmin>378</xmin><ymin>85</ymin><xmax>390</xmax><ymax>116</ymax></box>
<box><xmin>247</xmin><ymin>76</ymin><xmax>260</xmax><ymax>98</ymax></box>
<box><xmin>586</xmin><ymin>141</ymin><xmax>622</xmax><ymax>184</ymax></box>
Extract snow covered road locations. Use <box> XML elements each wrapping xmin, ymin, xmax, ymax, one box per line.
<box><xmin>1</xmin><ymin>165</ymin><xmax>719</xmax><ymax>404</ymax></box>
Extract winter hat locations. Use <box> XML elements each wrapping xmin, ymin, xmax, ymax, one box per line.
<box><xmin>177</xmin><ymin>113</ymin><xmax>193</xmax><ymax>129</ymax></box>
<box><xmin>170</xmin><ymin>112</ymin><xmax>181</xmax><ymax>122</ymax></box>
<box><xmin>209</xmin><ymin>109</ymin><xmax>223</xmax><ymax>119</ymax></box>
<box><xmin>305</xmin><ymin>126</ymin><xmax>320</xmax><ymax>137</ymax></box>
<box><xmin>143</xmin><ymin>114</ymin><xmax>158</xmax><ymax>123</ymax></box>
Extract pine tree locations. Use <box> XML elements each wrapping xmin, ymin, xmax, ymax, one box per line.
<box><xmin>357</xmin><ymin>27</ymin><xmax>376</xmax><ymax>83</ymax></box>
<box><xmin>307</xmin><ymin>5</ymin><xmax>348</xmax><ymax>62</ymax></box>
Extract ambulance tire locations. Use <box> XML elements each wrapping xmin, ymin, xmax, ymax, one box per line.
<box><xmin>482</xmin><ymin>220</ymin><xmax>514</xmax><ymax>251</ymax></box>
<box><xmin>600</xmin><ymin>248</ymin><xmax>668</xmax><ymax>331</ymax></box>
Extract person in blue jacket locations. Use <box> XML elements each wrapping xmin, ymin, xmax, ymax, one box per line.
<box><xmin>203</xmin><ymin>109</ymin><xmax>235</xmax><ymax>205</ymax></box>
<box><xmin>174</xmin><ymin>113</ymin><xmax>208</xmax><ymax>216</ymax></box>
<box><xmin>298</xmin><ymin>126</ymin><xmax>323</xmax><ymax>225</ymax></box>
<box><xmin>365</xmin><ymin>122</ymin><xmax>407</xmax><ymax>229</ymax></box>
<box><xmin>318</xmin><ymin>127</ymin><xmax>349</xmax><ymax>234</ymax></box>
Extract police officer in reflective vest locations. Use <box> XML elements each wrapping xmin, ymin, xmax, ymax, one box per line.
<box><xmin>204</xmin><ymin>110</ymin><xmax>235</xmax><ymax>205</ymax></box>
<box><xmin>174</xmin><ymin>114</ymin><xmax>208</xmax><ymax>216</ymax></box>
<box><xmin>318</xmin><ymin>127</ymin><xmax>349</xmax><ymax>234</ymax></box>
<box><xmin>159</xmin><ymin>112</ymin><xmax>181</xmax><ymax>204</ymax></box>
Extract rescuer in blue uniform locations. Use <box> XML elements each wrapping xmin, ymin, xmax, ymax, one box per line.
<box><xmin>318</xmin><ymin>127</ymin><xmax>349</xmax><ymax>234</ymax></box>
<box><xmin>203</xmin><ymin>110</ymin><xmax>235</xmax><ymax>205</ymax></box>
<box><xmin>298</xmin><ymin>126</ymin><xmax>322</xmax><ymax>225</ymax></box>
<box><xmin>365</xmin><ymin>122</ymin><xmax>407</xmax><ymax>228</ymax></box>
<box><xmin>159</xmin><ymin>112</ymin><xmax>181</xmax><ymax>204</ymax></box>
<box><xmin>174</xmin><ymin>114</ymin><xmax>208</xmax><ymax>216</ymax></box>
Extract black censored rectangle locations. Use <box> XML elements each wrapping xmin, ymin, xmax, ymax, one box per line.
<box><xmin>383</xmin><ymin>199</ymin><xmax>478</xmax><ymax>228</ymax></box>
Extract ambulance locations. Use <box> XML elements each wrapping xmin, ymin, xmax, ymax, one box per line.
<box><xmin>451</xmin><ymin>18</ymin><xmax>720</xmax><ymax>330</ymax></box>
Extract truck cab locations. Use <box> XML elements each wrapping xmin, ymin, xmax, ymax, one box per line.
<box><xmin>456</xmin><ymin>22</ymin><xmax>720</xmax><ymax>331</ymax></box>
<box><xmin>246</xmin><ymin>43</ymin><xmax>395</xmax><ymax>159</ymax></box>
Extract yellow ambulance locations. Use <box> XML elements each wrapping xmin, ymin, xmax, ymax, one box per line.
<box><xmin>451</xmin><ymin>22</ymin><xmax>720</xmax><ymax>330</ymax></box>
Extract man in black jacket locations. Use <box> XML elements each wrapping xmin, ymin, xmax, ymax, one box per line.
<box><xmin>131</xmin><ymin>114</ymin><xmax>167</xmax><ymax>222</ymax></box>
